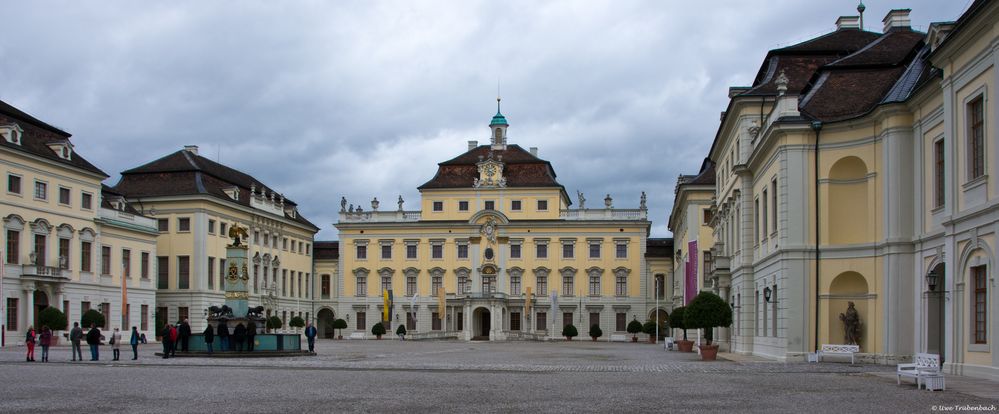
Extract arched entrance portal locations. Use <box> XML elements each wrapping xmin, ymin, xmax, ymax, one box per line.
<box><xmin>472</xmin><ymin>307</ymin><xmax>490</xmax><ymax>340</ymax></box>
<box><xmin>34</xmin><ymin>290</ymin><xmax>49</xmax><ymax>329</ymax></box>
<box><xmin>648</xmin><ymin>309</ymin><xmax>669</xmax><ymax>339</ymax></box>
<box><xmin>926</xmin><ymin>263</ymin><xmax>945</xmax><ymax>364</ymax></box>
<box><xmin>317</xmin><ymin>308</ymin><xmax>336</xmax><ymax>339</ymax></box>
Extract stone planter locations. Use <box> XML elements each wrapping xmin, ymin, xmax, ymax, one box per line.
<box><xmin>676</xmin><ymin>340</ymin><xmax>694</xmax><ymax>352</ymax></box>
<box><xmin>699</xmin><ymin>344</ymin><xmax>720</xmax><ymax>361</ymax></box>
<box><xmin>631</xmin><ymin>336</ymin><xmax>638</xmax><ymax>343</ymax></box>
<box><xmin>591</xmin><ymin>337</ymin><xmax>598</xmax><ymax>341</ymax></box>
<box><xmin>376</xmin><ymin>335</ymin><xmax>382</xmax><ymax>340</ymax></box>
<box><xmin>648</xmin><ymin>336</ymin><xmax>656</xmax><ymax>344</ymax></box>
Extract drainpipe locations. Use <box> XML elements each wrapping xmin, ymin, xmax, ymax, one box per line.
<box><xmin>811</xmin><ymin>120</ymin><xmax>823</xmax><ymax>353</ymax></box>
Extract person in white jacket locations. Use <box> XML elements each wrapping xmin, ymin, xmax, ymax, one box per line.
<box><xmin>110</xmin><ymin>327</ymin><xmax>123</xmax><ymax>361</ymax></box>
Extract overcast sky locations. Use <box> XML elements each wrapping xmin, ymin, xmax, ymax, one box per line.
<box><xmin>0</xmin><ymin>1</ymin><xmax>971</xmax><ymax>240</ymax></box>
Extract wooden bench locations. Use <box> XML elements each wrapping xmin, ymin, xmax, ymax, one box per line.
<box><xmin>897</xmin><ymin>353</ymin><xmax>944</xmax><ymax>391</ymax></box>
<box><xmin>348</xmin><ymin>332</ymin><xmax>366</xmax><ymax>340</ymax></box>
<box><xmin>817</xmin><ymin>344</ymin><xmax>860</xmax><ymax>363</ymax></box>
<box><xmin>609</xmin><ymin>334</ymin><xmax>628</xmax><ymax>342</ymax></box>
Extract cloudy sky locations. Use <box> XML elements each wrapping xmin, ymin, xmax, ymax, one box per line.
<box><xmin>0</xmin><ymin>0</ymin><xmax>970</xmax><ymax>239</ymax></box>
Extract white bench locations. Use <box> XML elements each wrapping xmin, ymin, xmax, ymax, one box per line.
<box><xmin>897</xmin><ymin>353</ymin><xmax>944</xmax><ymax>391</ymax></box>
<box><xmin>817</xmin><ymin>344</ymin><xmax>860</xmax><ymax>363</ymax></box>
<box><xmin>348</xmin><ymin>332</ymin><xmax>366</xmax><ymax>340</ymax></box>
<box><xmin>609</xmin><ymin>334</ymin><xmax>628</xmax><ymax>342</ymax></box>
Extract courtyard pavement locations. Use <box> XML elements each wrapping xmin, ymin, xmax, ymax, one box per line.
<box><xmin>0</xmin><ymin>339</ymin><xmax>995</xmax><ymax>413</ymax></box>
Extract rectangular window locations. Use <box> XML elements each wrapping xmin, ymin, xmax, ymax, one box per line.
<box><xmin>58</xmin><ymin>238</ymin><xmax>70</xmax><ymax>269</ymax></box>
<box><xmin>140</xmin><ymin>305</ymin><xmax>149</xmax><ymax>331</ymax></box>
<box><xmin>356</xmin><ymin>245</ymin><xmax>367</xmax><ymax>259</ymax></box>
<box><xmin>433</xmin><ymin>201</ymin><xmax>443</xmax><ymax>212</ymax></box>
<box><xmin>220</xmin><ymin>259</ymin><xmax>226</xmax><ymax>291</ymax></box>
<box><xmin>80</xmin><ymin>241</ymin><xmax>91</xmax><ymax>272</ymax></box>
<box><xmin>219</xmin><ymin>223</ymin><xmax>227</xmax><ymax>237</ymax></box>
<box><xmin>6</xmin><ymin>230</ymin><xmax>18</xmax><ymax>264</ymax></box>
<box><xmin>536</xmin><ymin>243</ymin><xmax>548</xmax><ymax>259</ymax></box>
<box><xmin>537</xmin><ymin>200</ymin><xmax>548</xmax><ymax>211</ymax></box>
<box><xmin>589</xmin><ymin>312</ymin><xmax>600</xmax><ymax>330</ymax></box>
<box><xmin>157</xmin><ymin>257</ymin><xmax>169</xmax><ymax>289</ymax></box>
<box><xmin>703</xmin><ymin>208</ymin><xmax>713</xmax><ymax>225</ymax></box>
<box><xmin>122</xmin><ymin>249</ymin><xmax>130</xmax><ymax>278</ymax></box>
<box><xmin>101</xmin><ymin>245</ymin><xmax>111</xmax><ymax>275</ymax></box>
<box><xmin>406</xmin><ymin>312</ymin><xmax>416</xmax><ymax>330</ymax></box>
<box><xmin>536</xmin><ymin>312</ymin><xmax>547</xmax><ymax>331</ymax></box>
<box><xmin>6</xmin><ymin>298</ymin><xmax>17</xmax><ymax>331</ymax></box>
<box><xmin>177</xmin><ymin>256</ymin><xmax>190</xmax><ymax>289</ymax></box>
<box><xmin>283</xmin><ymin>238</ymin><xmax>288</xmax><ymax>250</ymax></box>
<box><xmin>34</xmin><ymin>234</ymin><xmax>46</xmax><ymax>265</ymax></box>
<box><xmin>563</xmin><ymin>312</ymin><xmax>573</xmax><ymax>328</ymax></box>
<box><xmin>356</xmin><ymin>312</ymin><xmax>366</xmax><ymax>330</ymax></box>
<box><xmin>82</xmin><ymin>301</ymin><xmax>91</xmax><ymax>316</ymax></box>
<box><xmin>973</xmin><ymin>265</ymin><xmax>988</xmax><ymax>344</ymax></box>
<box><xmin>589</xmin><ymin>274</ymin><xmax>600</xmax><ymax>296</ymax></box>
<box><xmin>935</xmin><ymin>139</ymin><xmax>945</xmax><ymax>208</ymax></box>
<box><xmin>484</xmin><ymin>200</ymin><xmax>495</xmax><ymax>210</ymax></box>
<box><xmin>457</xmin><ymin>244</ymin><xmax>468</xmax><ymax>259</ymax></box>
<box><xmin>616</xmin><ymin>274</ymin><xmax>627</xmax><ymax>296</ymax></box>
<box><xmin>178</xmin><ymin>307</ymin><xmax>188</xmax><ymax>327</ymax></box>
<box><xmin>282</xmin><ymin>270</ymin><xmax>288</xmax><ymax>296</ymax></box>
<box><xmin>7</xmin><ymin>174</ymin><xmax>20</xmax><ymax>194</ymax></box>
<box><xmin>456</xmin><ymin>312</ymin><xmax>463</xmax><ymax>331</ymax></box>
<box><xmin>356</xmin><ymin>276</ymin><xmax>367</xmax><ymax>297</ymax></box>
<box><xmin>177</xmin><ymin>218</ymin><xmax>190</xmax><ymax>232</ymax></box>
<box><xmin>510</xmin><ymin>275</ymin><xmax>521</xmax><ymax>296</ymax></box>
<box><xmin>406</xmin><ymin>244</ymin><xmax>417</xmax><ymax>259</ymax></box>
<box><xmin>321</xmin><ymin>274</ymin><xmax>331</xmax><ymax>299</ymax></box>
<box><xmin>616</xmin><ymin>244</ymin><xmax>627</xmax><ymax>259</ymax></box>
<box><xmin>562</xmin><ymin>243</ymin><xmax>573</xmax><ymax>259</ymax></box>
<box><xmin>458</xmin><ymin>201</ymin><xmax>469</xmax><ymax>211</ymax></box>
<box><xmin>141</xmin><ymin>252</ymin><xmax>149</xmax><ymax>279</ymax></box>
<box><xmin>754</xmin><ymin>198</ymin><xmax>760</xmax><ymax>243</ymax></box>
<box><xmin>771</xmin><ymin>179</ymin><xmax>778</xmax><ymax>234</ymax></box>
<box><xmin>589</xmin><ymin>243</ymin><xmax>600</xmax><ymax>258</ymax></box>
<box><xmin>511</xmin><ymin>200</ymin><xmax>522</xmax><ymax>211</ymax></box>
<box><xmin>208</xmin><ymin>257</ymin><xmax>215</xmax><ymax>290</ymax></box>
<box><xmin>511</xmin><ymin>312</ymin><xmax>521</xmax><ymax>331</ymax></box>
<box><xmin>431</xmin><ymin>244</ymin><xmax>443</xmax><ymax>259</ymax></box>
<box><xmin>101</xmin><ymin>303</ymin><xmax>111</xmax><ymax>328</ymax></box>
<box><xmin>81</xmin><ymin>192</ymin><xmax>92</xmax><ymax>210</ymax></box>
<box><xmin>432</xmin><ymin>274</ymin><xmax>442</xmax><ymax>294</ymax></box>
<box><xmin>381</xmin><ymin>244</ymin><xmax>392</xmax><ymax>259</ymax></box>
<box><xmin>771</xmin><ymin>284</ymin><xmax>778</xmax><ymax>337</ymax></box>
<box><xmin>616</xmin><ymin>313</ymin><xmax>626</xmax><ymax>331</ymax></box>
<box><xmin>208</xmin><ymin>220</ymin><xmax>215</xmax><ymax>234</ymax></box>
<box><xmin>254</xmin><ymin>231</ymin><xmax>260</xmax><ymax>244</ymax></box>
<box><xmin>58</xmin><ymin>187</ymin><xmax>71</xmax><ymax>205</ymax></box>
<box><xmin>34</xmin><ymin>181</ymin><xmax>47</xmax><ymax>200</ymax></box>
<box><xmin>761</xmin><ymin>189</ymin><xmax>768</xmax><ymax>240</ymax></box>
<box><xmin>431</xmin><ymin>313</ymin><xmax>441</xmax><ymax>331</ymax></box>
<box><xmin>562</xmin><ymin>274</ymin><xmax>574</xmax><ymax>296</ymax></box>
<box><xmin>536</xmin><ymin>275</ymin><xmax>547</xmax><ymax>295</ymax></box>
<box><xmin>157</xmin><ymin>219</ymin><xmax>168</xmax><ymax>232</ymax></box>
<box><xmin>510</xmin><ymin>244</ymin><xmax>521</xmax><ymax>259</ymax></box>
<box><xmin>969</xmin><ymin>96</ymin><xmax>985</xmax><ymax>180</ymax></box>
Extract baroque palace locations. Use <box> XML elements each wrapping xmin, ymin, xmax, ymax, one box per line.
<box><xmin>671</xmin><ymin>2</ymin><xmax>999</xmax><ymax>380</ymax></box>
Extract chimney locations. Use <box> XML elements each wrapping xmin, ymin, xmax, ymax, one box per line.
<box><xmin>883</xmin><ymin>9</ymin><xmax>911</xmax><ymax>33</ymax></box>
<box><xmin>468</xmin><ymin>140</ymin><xmax>478</xmax><ymax>151</ymax></box>
<box><xmin>529</xmin><ymin>147</ymin><xmax>538</xmax><ymax>157</ymax></box>
<box><xmin>183</xmin><ymin>145</ymin><xmax>199</xmax><ymax>155</ymax></box>
<box><xmin>835</xmin><ymin>16</ymin><xmax>861</xmax><ymax>31</ymax></box>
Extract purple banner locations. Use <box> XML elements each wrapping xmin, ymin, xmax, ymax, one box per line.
<box><xmin>686</xmin><ymin>240</ymin><xmax>698</xmax><ymax>305</ymax></box>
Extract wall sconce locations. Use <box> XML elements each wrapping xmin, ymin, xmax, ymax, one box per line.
<box><xmin>203</xmin><ymin>308</ymin><xmax>208</xmax><ymax>317</ymax></box>
<box><xmin>763</xmin><ymin>287</ymin><xmax>777</xmax><ymax>303</ymax></box>
<box><xmin>926</xmin><ymin>269</ymin><xmax>939</xmax><ymax>292</ymax></box>
<box><xmin>346</xmin><ymin>314</ymin><xmax>351</xmax><ymax>323</ymax></box>
<box><xmin>395</xmin><ymin>313</ymin><xmax>399</xmax><ymax>322</ymax></box>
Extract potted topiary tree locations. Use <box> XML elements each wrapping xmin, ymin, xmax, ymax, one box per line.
<box><xmin>332</xmin><ymin>319</ymin><xmax>348</xmax><ymax>339</ymax></box>
<box><xmin>396</xmin><ymin>324</ymin><xmax>407</xmax><ymax>340</ymax></box>
<box><xmin>626</xmin><ymin>319</ymin><xmax>643</xmax><ymax>343</ymax></box>
<box><xmin>266</xmin><ymin>316</ymin><xmax>283</xmax><ymax>333</ymax></box>
<box><xmin>371</xmin><ymin>322</ymin><xmax>386</xmax><ymax>339</ymax></box>
<box><xmin>684</xmin><ymin>291</ymin><xmax>733</xmax><ymax>361</ymax></box>
<box><xmin>562</xmin><ymin>324</ymin><xmax>578</xmax><ymax>340</ymax></box>
<box><xmin>588</xmin><ymin>324</ymin><xmax>603</xmax><ymax>341</ymax></box>
<box><xmin>643</xmin><ymin>320</ymin><xmax>658</xmax><ymax>343</ymax></box>
<box><xmin>289</xmin><ymin>316</ymin><xmax>306</xmax><ymax>332</ymax></box>
<box><xmin>81</xmin><ymin>309</ymin><xmax>106</xmax><ymax>330</ymax></box>
<box><xmin>39</xmin><ymin>307</ymin><xmax>68</xmax><ymax>345</ymax></box>
<box><xmin>670</xmin><ymin>306</ymin><xmax>693</xmax><ymax>352</ymax></box>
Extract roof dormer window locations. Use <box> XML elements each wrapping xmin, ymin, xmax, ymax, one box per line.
<box><xmin>1</xmin><ymin>123</ymin><xmax>23</xmax><ymax>145</ymax></box>
<box><xmin>46</xmin><ymin>140</ymin><xmax>73</xmax><ymax>160</ymax></box>
<box><xmin>224</xmin><ymin>186</ymin><xmax>240</xmax><ymax>201</ymax></box>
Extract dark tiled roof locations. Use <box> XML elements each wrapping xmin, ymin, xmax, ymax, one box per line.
<box><xmin>0</xmin><ymin>99</ymin><xmax>107</xmax><ymax>177</ymax></box>
<box><xmin>100</xmin><ymin>184</ymin><xmax>145</xmax><ymax>217</ymax></box>
<box><xmin>314</xmin><ymin>241</ymin><xmax>339</xmax><ymax>260</ymax></box>
<box><xmin>645</xmin><ymin>238</ymin><xmax>674</xmax><ymax>258</ymax></box>
<box><xmin>114</xmin><ymin>150</ymin><xmax>318</xmax><ymax>230</ymax></box>
<box><xmin>679</xmin><ymin>160</ymin><xmax>715</xmax><ymax>187</ymax></box>
<box><xmin>419</xmin><ymin>144</ymin><xmax>564</xmax><ymax>190</ymax></box>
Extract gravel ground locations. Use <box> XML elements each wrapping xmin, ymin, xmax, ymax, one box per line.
<box><xmin>0</xmin><ymin>340</ymin><xmax>993</xmax><ymax>413</ymax></box>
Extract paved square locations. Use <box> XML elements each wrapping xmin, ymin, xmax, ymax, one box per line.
<box><xmin>0</xmin><ymin>340</ymin><xmax>994</xmax><ymax>413</ymax></box>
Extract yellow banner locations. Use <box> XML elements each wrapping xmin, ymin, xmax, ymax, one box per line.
<box><xmin>383</xmin><ymin>289</ymin><xmax>391</xmax><ymax>322</ymax></box>
<box><xmin>438</xmin><ymin>287</ymin><xmax>445</xmax><ymax>319</ymax></box>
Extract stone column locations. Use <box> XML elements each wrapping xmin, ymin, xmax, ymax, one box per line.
<box><xmin>25</xmin><ymin>284</ymin><xmax>35</xmax><ymax>330</ymax></box>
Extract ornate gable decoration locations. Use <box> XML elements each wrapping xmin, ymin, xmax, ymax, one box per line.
<box><xmin>474</xmin><ymin>151</ymin><xmax>506</xmax><ymax>188</ymax></box>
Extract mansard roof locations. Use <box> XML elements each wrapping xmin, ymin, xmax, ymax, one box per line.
<box><xmin>419</xmin><ymin>144</ymin><xmax>565</xmax><ymax>190</ymax></box>
<box><xmin>0</xmin><ymin>99</ymin><xmax>107</xmax><ymax>177</ymax></box>
<box><xmin>314</xmin><ymin>240</ymin><xmax>339</xmax><ymax>260</ymax></box>
<box><xmin>645</xmin><ymin>238</ymin><xmax>674</xmax><ymax>258</ymax></box>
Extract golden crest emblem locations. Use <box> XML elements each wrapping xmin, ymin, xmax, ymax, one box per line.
<box><xmin>241</xmin><ymin>263</ymin><xmax>249</xmax><ymax>281</ymax></box>
<box><xmin>227</xmin><ymin>262</ymin><xmax>239</xmax><ymax>281</ymax></box>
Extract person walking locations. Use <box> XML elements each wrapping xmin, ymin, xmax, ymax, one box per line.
<box><xmin>203</xmin><ymin>325</ymin><xmax>215</xmax><ymax>355</ymax></box>
<box><xmin>233</xmin><ymin>323</ymin><xmax>246</xmax><ymax>352</ymax></box>
<box><xmin>179</xmin><ymin>319</ymin><xmax>192</xmax><ymax>352</ymax></box>
<box><xmin>217</xmin><ymin>321</ymin><xmax>230</xmax><ymax>352</ymax></box>
<box><xmin>85</xmin><ymin>323</ymin><xmax>101</xmax><ymax>361</ymax></box>
<box><xmin>110</xmin><ymin>327</ymin><xmax>122</xmax><ymax>361</ymax></box>
<box><xmin>69</xmin><ymin>322</ymin><xmax>84</xmax><ymax>361</ymax></box>
<box><xmin>161</xmin><ymin>324</ymin><xmax>172</xmax><ymax>359</ymax></box>
<box><xmin>304</xmin><ymin>322</ymin><xmax>318</xmax><ymax>353</ymax></box>
<box><xmin>39</xmin><ymin>326</ymin><xmax>52</xmax><ymax>362</ymax></box>
<box><xmin>25</xmin><ymin>326</ymin><xmax>36</xmax><ymax>362</ymax></box>
<box><xmin>245</xmin><ymin>321</ymin><xmax>256</xmax><ymax>352</ymax></box>
<box><xmin>168</xmin><ymin>324</ymin><xmax>179</xmax><ymax>357</ymax></box>
<box><xmin>130</xmin><ymin>326</ymin><xmax>140</xmax><ymax>360</ymax></box>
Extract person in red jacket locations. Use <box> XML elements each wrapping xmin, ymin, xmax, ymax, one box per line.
<box><xmin>169</xmin><ymin>325</ymin><xmax>179</xmax><ymax>357</ymax></box>
<box><xmin>25</xmin><ymin>326</ymin><xmax>36</xmax><ymax>362</ymax></box>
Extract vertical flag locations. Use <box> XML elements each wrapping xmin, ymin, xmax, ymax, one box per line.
<box><xmin>437</xmin><ymin>288</ymin><xmax>445</xmax><ymax>320</ymax></box>
<box><xmin>383</xmin><ymin>289</ymin><xmax>393</xmax><ymax>322</ymax></box>
<box><xmin>410</xmin><ymin>293</ymin><xmax>418</xmax><ymax>325</ymax></box>
<box><xmin>686</xmin><ymin>240</ymin><xmax>698</xmax><ymax>305</ymax></box>
<box><xmin>121</xmin><ymin>262</ymin><xmax>128</xmax><ymax>328</ymax></box>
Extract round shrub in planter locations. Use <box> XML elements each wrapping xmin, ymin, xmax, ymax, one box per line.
<box><xmin>670</xmin><ymin>306</ymin><xmax>693</xmax><ymax>352</ymax></box>
<box><xmin>266</xmin><ymin>316</ymin><xmax>283</xmax><ymax>333</ymax></box>
<box><xmin>626</xmin><ymin>319</ymin><xmax>643</xmax><ymax>342</ymax></box>
<box><xmin>642</xmin><ymin>320</ymin><xmax>658</xmax><ymax>343</ymax></box>
<box><xmin>562</xmin><ymin>324</ymin><xmax>578</xmax><ymax>340</ymax></box>
<box><xmin>39</xmin><ymin>307</ymin><xmax>68</xmax><ymax>345</ymax></box>
<box><xmin>371</xmin><ymin>322</ymin><xmax>386</xmax><ymax>339</ymax></box>
<box><xmin>289</xmin><ymin>316</ymin><xmax>306</xmax><ymax>330</ymax></box>
<box><xmin>588</xmin><ymin>324</ymin><xmax>603</xmax><ymax>341</ymax></box>
<box><xmin>684</xmin><ymin>291</ymin><xmax>733</xmax><ymax>361</ymax></box>
<box><xmin>81</xmin><ymin>309</ymin><xmax>105</xmax><ymax>330</ymax></box>
<box><xmin>332</xmin><ymin>319</ymin><xmax>348</xmax><ymax>339</ymax></box>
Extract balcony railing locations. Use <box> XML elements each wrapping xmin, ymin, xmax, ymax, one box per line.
<box><xmin>339</xmin><ymin>210</ymin><xmax>421</xmax><ymax>223</ymax></box>
<box><xmin>20</xmin><ymin>264</ymin><xmax>70</xmax><ymax>280</ymax></box>
<box><xmin>559</xmin><ymin>209</ymin><xmax>648</xmax><ymax>220</ymax></box>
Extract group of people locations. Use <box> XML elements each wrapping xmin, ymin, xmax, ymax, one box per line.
<box><xmin>199</xmin><ymin>320</ymin><xmax>258</xmax><ymax>355</ymax></box>
<box><xmin>25</xmin><ymin>322</ymin><xmax>142</xmax><ymax>362</ymax></box>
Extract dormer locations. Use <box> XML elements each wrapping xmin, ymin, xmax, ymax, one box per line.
<box><xmin>1</xmin><ymin>123</ymin><xmax>24</xmax><ymax>145</ymax></box>
<box><xmin>223</xmin><ymin>186</ymin><xmax>240</xmax><ymax>201</ymax></box>
<box><xmin>927</xmin><ymin>21</ymin><xmax>956</xmax><ymax>53</ymax></box>
<box><xmin>46</xmin><ymin>139</ymin><xmax>74</xmax><ymax>160</ymax></box>
<box><xmin>286</xmin><ymin>206</ymin><xmax>298</xmax><ymax>219</ymax></box>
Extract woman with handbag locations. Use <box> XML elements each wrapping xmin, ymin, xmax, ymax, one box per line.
<box><xmin>39</xmin><ymin>326</ymin><xmax>52</xmax><ymax>362</ymax></box>
<box><xmin>110</xmin><ymin>327</ymin><xmax>122</xmax><ymax>361</ymax></box>
<box><xmin>25</xmin><ymin>326</ymin><xmax>36</xmax><ymax>362</ymax></box>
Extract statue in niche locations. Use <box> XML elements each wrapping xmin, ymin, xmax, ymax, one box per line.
<box><xmin>839</xmin><ymin>301</ymin><xmax>862</xmax><ymax>346</ymax></box>
<box><xmin>577</xmin><ymin>190</ymin><xmax>586</xmax><ymax>209</ymax></box>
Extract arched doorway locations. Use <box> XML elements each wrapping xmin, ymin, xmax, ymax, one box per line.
<box><xmin>648</xmin><ymin>309</ymin><xmax>669</xmax><ymax>339</ymax></box>
<box><xmin>926</xmin><ymin>263</ymin><xmax>945</xmax><ymax>364</ymax></box>
<box><xmin>317</xmin><ymin>308</ymin><xmax>336</xmax><ymax>339</ymax></box>
<box><xmin>34</xmin><ymin>290</ymin><xmax>49</xmax><ymax>329</ymax></box>
<box><xmin>472</xmin><ymin>307</ymin><xmax>490</xmax><ymax>340</ymax></box>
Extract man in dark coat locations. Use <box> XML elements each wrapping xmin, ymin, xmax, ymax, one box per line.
<box><xmin>217</xmin><ymin>321</ymin><xmax>230</xmax><ymax>351</ymax></box>
<box><xmin>69</xmin><ymin>322</ymin><xmax>84</xmax><ymax>361</ymax></box>
<box><xmin>179</xmin><ymin>319</ymin><xmax>192</xmax><ymax>352</ymax></box>
<box><xmin>161</xmin><ymin>324</ymin><xmax>173</xmax><ymax>359</ymax></box>
<box><xmin>304</xmin><ymin>322</ymin><xmax>318</xmax><ymax>353</ymax></box>
<box><xmin>203</xmin><ymin>325</ymin><xmax>215</xmax><ymax>354</ymax></box>
<box><xmin>233</xmin><ymin>323</ymin><xmax>246</xmax><ymax>352</ymax></box>
<box><xmin>245</xmin><ymin>321</ymin><xmax>256</xmax><ymax>352</ymax></box>
<box><xmin>85</xmin><ymin>324</ymin><xmax>101</xmax><ymax>361</ymax></box>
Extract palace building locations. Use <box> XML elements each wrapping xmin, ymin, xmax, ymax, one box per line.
<box><xmin>682</xmin><ymin>2</ymin><xmax>999</xmax><ymax>380</ymax></box>
<box><xmin>333</xmin><ymin>103</ymin><xmax>672</xmax><ymax>340</ymax></box>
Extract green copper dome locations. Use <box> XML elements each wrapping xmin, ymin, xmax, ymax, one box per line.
<box><xmin>490</xmin><ymin>111</ymin><xmax>508</xmax><ymax>126</ymax></box>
